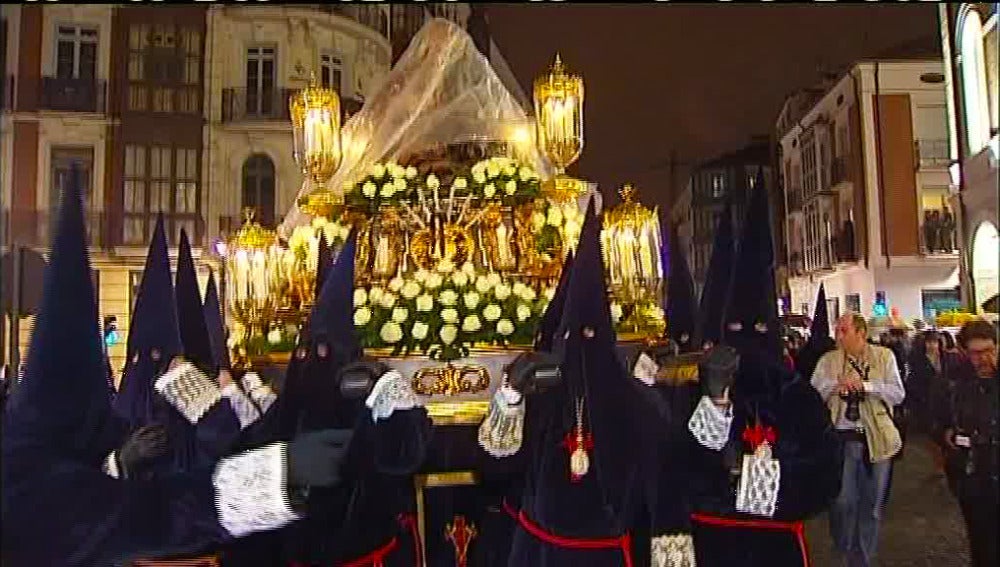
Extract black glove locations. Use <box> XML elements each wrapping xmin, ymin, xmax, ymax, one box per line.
<box><xmin>286</xmin><ymin>428</ymin><xmax>354</xmax><ymax>489</ymax></box>
<box><xmin>699</xmin><ymin>345</ymin><xmax>740</xmax><ymax>400</ymax></box>
<box><xmin>338</xmin><ymin>360</ymin><xmax>391</xmax><ymax>400</ymax></box>
<box><xmin>505</xmin><ymin>351</ymin><xmax>562</xmax><ymax>395</ymax></box>
<box><xmin>118</xmin><ymin>424</ymin><xmax>168</xmax><ymax>477</ymax></box>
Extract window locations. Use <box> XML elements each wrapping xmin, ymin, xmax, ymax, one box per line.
<box><xmin>122</xmin><ymin>144</ymin><xmax>200</xmax><ymax>245</ymax></box>
<box><xmin>127</xmin><ymin>23</ymin><xmax>201</xmax><ymax>113</ymax></box>
<box><xmin>710</xmin><ymin>172</ymin><xmax>725</xmax><ymax>198</ymax></box>
<box><xmin>922</xmin><ymin>288</ymin><xmax>961</xmax><ymax>320</ymax></box>
<box><xmin>55</xmin><ymin>25</ymin><xmax>97</xmax><ymax>80</ymax></box>
<box><xmin>246</xmin><ymin>46</ymin><xmax>276</xmax><ymax>117</ymax></box>
<box><xmin>320</xmin><ymin>52</ymin><xmax>344</xmax><ymax>94</ymax></box>
<box><xmin>985</xmin><ymin>24</ymin><xmax>998</xmax><ymax>134</ymax></box>
<box><xmin>800</xmin><ymin>130</ymin><xmax>817</xmax><ymax>200</ymax></box>
<box><xmin>51</xmin><ymin>147</ymin><xmax>96</xmax><ymax>243</ymax></box>
<box><xmin>242</xmin><ymin>154</ymin><xmax>276</xmax><ymax>227</ymax></box>
<box><xmin>845</xmin><ymin>293</ymin><xmax>861</xmax><ymax>314</ymax></box>
<box><xmin>961</xmin><ymin>10</ymin><xmax>991</xmax><ymax>153</ymax></box>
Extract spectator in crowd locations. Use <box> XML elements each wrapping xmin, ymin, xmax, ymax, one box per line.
<box><xmin>941</xmin><ymin>207</ymin><xmax>956</xmax><ymax>252</ymax></box>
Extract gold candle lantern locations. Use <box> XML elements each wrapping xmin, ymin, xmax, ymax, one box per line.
<box><xmin>290</xmin><ymin>74</ymin><xmax>343</xmax><ymax>186</ymax></box>
<box><xmin>225</xmin><ymin>209</ymin><xmax>280</xmax><ymax>365</ymax></box>
<box><xmin>601</xmin><ymin>184</ymin><xmax>664</xmax><ymax>306</ymax></box>
<box><xmin>534</xmin><ymin>55</ymin><xmax>587</xmax><ymax>203</ymax></box>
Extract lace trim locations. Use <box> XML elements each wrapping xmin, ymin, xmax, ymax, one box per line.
<box><xmin>365</xmin><ymin>370</ymin><xmax>422</xmax><ymax>422</ymax></box>
<box><xmin>633</xmin><ymin>352</ymin><xmax>659</xmax><ymax>386</ymax></box>
<box><xmin>735</xmin><ymin>444</ymin><xmax>781</xmax><ymax>518</ymax></box>
<box><xmin>102</xmin><ymin>451</ymin><xmax>121</xmax><ymax>479</ymax></box>
<box><xmin>651</xmin><ymin>533</ymin><xmax>697</xmax><ymax>567</ymax></box>
<box><xmin>154</xmin><ymin>362</ymin><xmax>222</xmax><ymax>424</ymax></box>
<box><xmin>212</xmin><ymin>442</ymin><xmax>301</xmax><ymax>537</ymax></box>
<box><xmin>688</xmin><ymin>395</ymin><xmax>733</xmax><ymax>451</ymax></box>
<box><xmin>221</xmin><ymin>383</ymin><xmax>261</xmax><ymax>430</ymax></box>
<box><xmin>241</xmin><ymin>371</ymin><xmax>276</xmax><ymax>416</ymax></box>
<box><xmin>478</xmin><ymin>385</ymin><xmax>525</xmax><ymax>458</ymax></box>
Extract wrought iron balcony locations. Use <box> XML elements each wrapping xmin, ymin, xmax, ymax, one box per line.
<box><xmin>40</xmin><ymin>76</ymin><xmax>106</xmax><ymax>113</ymax></box>
<box><xmin>120</xmin><ymin>212</ymin><xmax>205</xmax><ymax>247</ymax></box>
<box><xmin>3</xmin><ymin>208</ymin><xmax>105</xmax><ymax>248</ymax></box>
<box><xmin>221</xmin><ymin>87</ymin><xmax>295</xmax><ymax>123</ymax></box>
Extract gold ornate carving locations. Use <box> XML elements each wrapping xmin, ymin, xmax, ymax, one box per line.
<box><xmin>409</xmin><ymin>222</ymin><xmax>477</xmax><ymax>273</ymax></box>
<box><xmin>412</xmin><ymin>363</ymin><xmax>491</xmax><ymax>396</ymax></box>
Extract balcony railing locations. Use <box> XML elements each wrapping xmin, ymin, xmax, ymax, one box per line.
<box><xmin>920</xmin><ymin>216</ymin><xmax>959</xmax><ymax>255</ymax></box>
<box><xmin>915</xmin><ymin>139</ymin><xmax>950</xmax><ymax>169</ymax></box>
<box><xmin>221</xmin><ymin>87</ymin><xmax>295</xmax><ymax>123</ymax></box>
<box><xmin>40</xmin><ymin>76</ymin><xmax>107</xmax><ymax>113</ymax></box>
<box><xmin>830</xmin><ymin>156</ymin><xmax>850</xmax><ymax>186</ymax></box>
<box><xmin>3</xmin><ymin>208</ymin><xmax>105</xmax><ymax>249</ymax></box>
<box><xmin>787</xmin><ymin>188</ymin><xmax>803</xmax><ymax>212</ymax></box>
<box><xmin>120</xmin><ymin>213</ymin><xmax>205</xmax><ymax>248</ymax></box>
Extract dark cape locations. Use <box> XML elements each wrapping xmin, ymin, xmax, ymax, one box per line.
<box><xmin>505</xmin><ymin>198</ymin><xmax>684</xmax><ymax>566</ymax></box>
<box><xmin>695</xmin><ymin>196</ymin><xmax>735</xmax><ymax>348</ymax></box>
<box><xmin>1</xmin><ymin>166</ymin><xmax>232</xmax><ymax>566</ymax></box>
<box><xmin>794</xmin><ymin>283</ymin><xmax>835</xmax><ymax>382</ymax></box>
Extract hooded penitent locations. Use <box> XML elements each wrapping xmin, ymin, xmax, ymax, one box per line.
<box><xmin>315</xmin><ymin>232</ymin><xmax>333</xmax><ymax>302</ymax></box>
<box><xmin>113</xmin><ymin>214</ymin><xmax>183</xmax><ymax>430</ymax></box>
<box><xmin>534</xmin><ymin>251</ymin><xmax>574</xmax><ymax>353</ymax></box>
<box><xmin>697</xmin><ymin>195</ymin><xmax>736</xmax><ymax>348</ymax></box>
<box><xmin>666</xmin><ymin>224</ymin><xmax>697</xmax><ymax>351</ymax></box>
<box><xmin>795</xmin><ymin>283</ymin><xmax>836</xmax><ymax>381</ymax></box>
<box><xmin>176</xmin><ymin>229</ymin><xmax>216</xmax><ymax>373</ymax></box>
<box><xmin>203</xmin><ymin>271</ymin><xmax>230</xmax><ymax>371</ymax></box>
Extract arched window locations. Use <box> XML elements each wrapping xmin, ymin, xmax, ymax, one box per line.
<box><xmin>960</xmin><ymin>9</ymin><xmax>991</xmax><ymax>153</ymax></box>
<box><xmin>241</xmin><ymin>154</ymin><xmax>275</xmax><ymax>227</ymax></box>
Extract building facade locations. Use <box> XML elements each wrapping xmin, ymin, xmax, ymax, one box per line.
<box><xmin>777</xmin><ymin>58</ymin><xmax>960</xmax><ymax>325</ymax></box>
<box><xmin>939</xmin><ymin>3</ymin><xmax>998</xmax><ymax>314</ymax></box>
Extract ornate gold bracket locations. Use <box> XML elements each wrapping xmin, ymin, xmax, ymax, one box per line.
<box><xmin>412</xmin><ymin>363</ymin><xmax>490</xmax><ymax>396</ymax></box>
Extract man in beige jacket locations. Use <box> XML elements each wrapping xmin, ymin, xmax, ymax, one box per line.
<box><xmin>811</xmin><ymin>313</ymin><xmax>905</xmax><ymax>567</ymax></box>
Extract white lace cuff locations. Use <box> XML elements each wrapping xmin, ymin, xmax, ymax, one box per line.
<box><xmin>154</xmin><ymin>362</ymin><xmax>222</xmax><ymax>424</ymax></box>
<box><xmin>478</xmin><ymin>385</ymin><xmax>525</xmax><ymax>458</ymax></box>
<box><xmin>102</xmin><ymin>451</ymin><xmax>121</xmax><ymax>479</ymax></box>
<box><xmin>221</xmin><ymin>383</ymin><xmax>261</xmax><ymax>430</ymax></box>
<box><xmin>241</xmin><ymin>371</ymin><xmax>276</xmax><ymax>415</ymax></box>
<box><xmin>365</xmin><ymin>370</ymin><xmax>422</xmax><ymax>422</ymax></box>
<box><xmin>688</xmin><ymin>395</ymin><xmax>733</xmax><ymax>451</ymax></box>
<box><xmin>633</xmin><ymin>352</ymin><xmax>659</xmax><ymax>386</ymax></box>
<box><xmin>212</xmin><ymin>442</ymin><xmax>301</xmax><ymax>538</ymax></box>
<box><xmin>735</xmin><ymin>444</ymin><xmax>781</xmax><ymax>518</ymax></box>
<box><xmin>651</xmin><ymin>534</ymin><xmax>696</xmax><ymax>567</ymax></box>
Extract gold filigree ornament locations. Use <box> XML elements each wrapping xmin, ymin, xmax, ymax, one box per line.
<box><xmin>409</xmin><ymin>223</ymin><xmax>477</xmax><ymax>273</ymax></box>
<box><xmin>231</xmin><ymin>208</ymin><xmax>278</xmax><ymax>250</ymax></box>
<box><xmin>412</xmin><ymin>363</ymin><xmax>491</xmax><ymax>396</ymax></box>
<box><xmin>297</xmin><ymin>189</ymin><xmax>343</xmax><ymax>221</ymax></box>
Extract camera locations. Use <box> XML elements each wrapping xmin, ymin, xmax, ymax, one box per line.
<box><xmin>840</xmin><ymin>390</ymin><xmax>866</xmax><ymax>422</ymax></box>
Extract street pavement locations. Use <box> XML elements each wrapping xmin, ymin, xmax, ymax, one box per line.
<box><xmin>806</xmin><ymin>435</ymin><xmax>971</xmax><ymax>566</ymax></box>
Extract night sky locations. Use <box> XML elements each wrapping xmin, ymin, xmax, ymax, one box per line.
<box><xmin>488</xmin><ymin>4</ymin><xmax>940</xmax><ymax>212</ymax></box>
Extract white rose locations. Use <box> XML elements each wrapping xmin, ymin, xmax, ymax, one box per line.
<box><xmin>497</xmin><ymin>319</ymin><xmax>515</xmax><ymax>336</ymax></box>
<box><xmin>439</xmin><ymin>289</ymin><xmax>458</xmax><ymax>306</ymax></box>
<box><xmin>362</xmin><ymin>181</ymin><xmax>377</xmax><ymax>198</ymax></box>
<box><xmin>380</xmin><ymin>322</ymin><xmax>403</xmax><ymax>344</ymax></box>
<box><xmin>391</xmin><ymin>307</ymin><xmax>409</xmax><ymax>323</ymax></box>
<box><xmin>401</xmin><ymin>281</ymin><xmax>421</xmax><ymax>300</ymax></box>
<box><xmin>439</xmin><ymin>324</ymin><xmax>458</xmax><ymax>345</ymax></box>
<box><xmin>516</xmin><ymin>303</ymin><xmax>532</xmax><ymax>322</ymax></box>
<box><xmin>388</xmin><ymin>163</ymin><xmax>404</xmax><ymax>179</ymax></box>
<box><xmin>463</xmin><ymin>315</ymin><xmax>482</xmax><ymax>332</ymax></box>
<box><xmin>388</xmin><ymin>276</ymin><xmax>405</xmax><ymax>292</ymax></box>
<box><xmin>487</xmin><ymin>273</ymin><xmax>502</xmax><ymax>286</ymax></box>
<box><xmin>427</xmin><ymin>174</ymin><xmax>440</xmax><ymax>189</ymax></box>
<box><xmin>369</xmin><ymin>287</ymin><xmax>384</xmax><ymax>304</ymax></box>
<box><xmin>512</xmin><ymin>282</ymin><xmax>527</xmax><ymax>298</ymax></box>
<box><xmin>380</xmin><ymin>182</ymin><xmax>396</xmax><ymax>198</ymax></box>
<box><xmin>519</xmin><ymin>286</ymin><xmax>536</xmax><ymax>301</ymax></box>
<box><xmin>406</xmin><ymin>166</ymin><xmax>418</xmax><ymax>179</ymax></box>
<box><xmin>487</xmin><ymin>162</ymin><xmax>501</xmax><ymax>178</ymax></box>
<box><xmin>393</xmin><ymin>177</ymin><xmax>407</xmax><ymax>192</ymax></box>
<box><xmin>425</xmin><ymin>273</ymin><xmax>444</xmax><ymax>289</ymax></box>
<box><xmin>483</xmin><ymin>304</ymin><xmax>502</xmax><ymax>322</ymax></box>
<box><xmin>610</xmin><ymin>303</ymin><xmax>624</xmax><ymax>323</ymax></box>
<box><xmin>505</xmin><ymin>180</ymin><xmax>518</xmax><ymax>196</ymax></box>
<box><xmin>504</xmin><ymin>165</ymin><xmax>517</xmax><ymax>176</ymax></box>
<box><xmin>370</xmin><ymin>164</ymin><xmax>386</xmax><ymax>179</ymax></box>
<box><xmin>451</xmin><ymin>271</ymin><xmax>469</xmax><ymax>287</ymax></box>
<box><xmin>462</xmin><ymin>262</ymin><xmax>476</xmax><ymax>276</ymax></box>
<box><xmin>473</xmin><ymin>170</ymin><xmax>487</xmax><ymax>185</ymax></box>
<box><xmin>544</xmin><ymin>287</ymin><xmax>557</xmax><ymax>302</ymax></box>
<box><xmin>475</xmin><ymin>276</ymin><xmax>492</xmax><ymax>294</ymax></box>
<box><xmin>414</xmin><ymin>269</ymin><xmax>430</xmax><ymax>283</ymax></box>
<box><xmin>354</xmin><ymin>307</ymin><xmax>372</xmax><ymax>326</ymax></box>
<box><xmin>494</xmin><ymin>283</ymin><xmax>512</xmax><ymax>300</ymax></box>
<box><xmin>483</xmin><ymin>183</ymin><xmax>497</xmax><ymax>199</ymax></box>
<box><xmin>267</xmin><ymin>329</ymin><xmax>282</xmax><ymax>344</ymax></box>
<box><xmin>411</xmin><ymin>321</ymin><xmax>429</xmax><ymax>340</ymax></box>
<box><xmin>416</xmin><ymin>294</ymin><xmax>434</xmax><ymax>312</ymax></box>
<box><xmin>519</xmin><ymin>166</ymin><xmax>536</xmax><ymax>181</ymax></box>
<box><xmin>531</xmin><ymin>212</ymin><xmax>547</xmax><ymax>231</ymax></box>
<box><xmin>547</xmin><ymin>206</ymin><xmax>563</xmax><ymax>227</ymax></box>
<box><xmin>436</xmin><ymin>259</ymin><xmax>455</xmax><ymax>273</ymax></box>
<box><xmin>441</xmin><ymin>308</ymin><xmax>459</xmax><ymax>324</ymax></box>
<box><xmin>353</xmin><ymin>288</ymin><xmax>368</xmax><ymax>307</ymax></box>
<box><xmin>464</xmin><ymin>291</ymin><xmax>481</xmax><ymax>310</ymax></box>
<box><xmin>379</xmin><ymin>292</ymin><xmax>397</xmax><ymax>309</ymax></box>
<box><xmin>453</xmin><ymin>177</ymin><xmax>468</xmax><ymax>190</ymax></box>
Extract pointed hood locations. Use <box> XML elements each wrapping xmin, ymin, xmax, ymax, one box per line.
<box><xmin>795</xmin><ymin>283</ymin><xmax>836</xmax><ymax>380</ymax></box>
<box><xmin>723</xmin><ymin>168</ymin><xmax>781</xmax><ymax>361</ymax></box>
<box><xmin>666</xmin><ymin>225</ymin><xmax>697</xmax><ymax>350</ymax></box>
<box><xmin>809</xmin><ymin>284</ymin><xmax>830</xmax><ymax>340</ymax></box>
<box><xmin>311</xmin><ymin>230</ymin><xmax>360</xmax><ymax>362</ymax></box>
<box><xmin>315</xmin><ymin>232</ymin><xmax>333</xmax><ymax>302</ymax></box>
<box><xmin>203</xmin><ymin>271</ymin><xmax>230</xmax><ymax>370</ymax></box>
<box><xmin>551</xmin><ymin>196</ymin><xmax>637</xmax><ymax>518</ymax></box>
<box><xmin>113</xmin><ymin>214</ymin><xmax>183</xmax><ymax>426</ymax></box>
<box><xmin>697</xmin><ymin>197</ymin><xmax>736</xmax><ymax>347</ymax></box>
<box><xmin>534</xmin><ymin>251</ymin><xmax>574</xmax><ymax>352</ymax></box>
<box><xmin>3</xmin><ymin>164</ymin><xmax>113</xmax><ymax>458</ymax></box>
<box><xmin>175</xmin><ymin>229</ymin><xmax>214</xmax><ymax>371</ymax></box>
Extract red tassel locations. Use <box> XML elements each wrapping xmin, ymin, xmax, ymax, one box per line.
<box><xmin>742</xmin><ymin>423</ymin><xmax>777</xmax><ymax>451</ymax></box>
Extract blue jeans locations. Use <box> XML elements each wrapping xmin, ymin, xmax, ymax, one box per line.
<box><xmin>829</xmin><ymin>439</ymin><xmax>892</xmax><ymax>567</ymax></box>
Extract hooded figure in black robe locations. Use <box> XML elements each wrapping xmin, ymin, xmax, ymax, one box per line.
<box><xmin>666</xmin><ymin>225</ymin><xmax>698</xmax><ymax>353</ymax></box>
<box><xmin>685</xmin><ymin>170</ymin><xmax>842</xmax><ymax>567</ymax></box>
<box><xmin>2</xmin><ymin>165</ymin><xmax>352</xmax><ymax>566</ymax></box>
<box><xmin>695</xmin><ymin>196</ymin><xmax>736</xmax><ymax>350</ymax></box>
<box><xmin>794</xmin><ymin>284</ymin><xmax>836</xmax><ymax>382</ymax></box>
<box><xmin>267</xmin><ymin>232</ymin><xmax>432</xmax><ymax>566</ymax></box>
<box><xmin>480</xmin><ymin>198</ymin><xmax>694</xmax><ymax>566</ymax></box>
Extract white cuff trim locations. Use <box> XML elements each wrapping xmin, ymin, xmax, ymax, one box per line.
<box><xmin>221</xmin><ymin>382</ymin><xmax>261</xmax><ymax>430</ymax></box>
<box><xmin>651</xmin><ymin>533</ymin><xmax>696</xmax><ymax>567</ymax></box>
<box><xmin>102</xmin><ymin>451</ymin><xmax>121</xmax><ymax>479</ymax></box>
<box><xmin>735</xmin><ymin>444</ymin><xmax>781</xmax><ymax>518</ymax></box>
<box><xmin>633</xmin><ymin>352</ymin><xmax>659</xmax><ymax>386</ymax></box>
<box><xmin>241</xmin><ymin>372</ymin><xmax>263</xmax><ymax>393</ymax></box>
<box><xmin>688</xmin><ymin>395</ymin><xmax>733</xmax><ymax>451</ymax></box>
<box><xmin>365</xmin><ymin>370</ymin><xmax>422</xmax><ymax>422</ymax></box>
<box><xmin>212</xmin><ymin>442</ymin><xmax>301</xmax><ymax>538</ymax></box>
<box><xmin>240</xmin><ymin>371</ymin><xmax>276</xmax><ymax>416</ymax></box>
<box><xmin>478</xmin><ymin>386</ymin><xmax>525</xmax><ymax>458</ymax></box>
<box><xmin>154</xmin><ymin>362</ymin><xmax>222</xmax><ymax>424</ymax></box>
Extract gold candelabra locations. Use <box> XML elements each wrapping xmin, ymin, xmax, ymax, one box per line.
<box><xmin>534</xmin><ymin>54</ymin><xmax>588</xmax><ymax>205</ymax></box>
